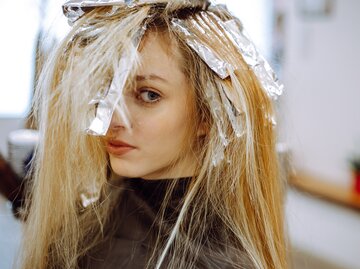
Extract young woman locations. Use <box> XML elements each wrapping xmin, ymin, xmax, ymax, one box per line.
<box><xmin>19</xmin><ymin>1</ymin><xmax>288</xmax><ymax>268</ymax></box>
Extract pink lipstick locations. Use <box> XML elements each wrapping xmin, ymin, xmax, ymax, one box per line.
<box><xmin>105</xmin><ymin>139</ymin><xmax>136</xmax><ymax>156</ymax></box>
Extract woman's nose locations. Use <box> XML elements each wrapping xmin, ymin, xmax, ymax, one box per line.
<box><xmin>109</xmin><ymin>110</ymin><xmax>132</xmax><ymax>131</ymax></box>
<box><xmin>109</xmin><ymin>112</ymin><xmax>124</xmax><ymax>130</ymax></box>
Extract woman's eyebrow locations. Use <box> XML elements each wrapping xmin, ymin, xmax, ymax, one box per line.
<box><xmin>136</xmin><ymin>74</ymin><xmax>169</xmax><ymax>83</ymax></box>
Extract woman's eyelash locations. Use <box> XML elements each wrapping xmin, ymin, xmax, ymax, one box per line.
<box><xmin>135</xmin><ymin>88</ymin><xmax>161</xmax><ymax>104</ymax></box>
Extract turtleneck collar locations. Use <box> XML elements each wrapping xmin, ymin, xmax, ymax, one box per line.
<box><xmin>124</xmin><ymin>177</ymin><xmax>191</xmax><ymax>214</ymax></box>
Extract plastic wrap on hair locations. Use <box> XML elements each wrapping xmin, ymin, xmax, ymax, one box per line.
<box><xmin>86</xmin><ymin>26</ymin><xmax>146</xmax><ymax>136</ymax></box>
<box><xmin>171</xmin><ymin>18</ymin><xmax>232</xmax><ymax>79</ymax></box>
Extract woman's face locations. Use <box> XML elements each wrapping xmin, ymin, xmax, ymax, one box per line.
<box><xmin>105</xmin><ymin>32</ymin><xmax>199</xmax><ymax>180</ymax></box>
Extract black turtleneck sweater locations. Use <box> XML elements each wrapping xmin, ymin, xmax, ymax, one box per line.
<box><xmin>79</xmin><ymin>177</ymin><xmax>253</xmax><ymax>269</ymax></box>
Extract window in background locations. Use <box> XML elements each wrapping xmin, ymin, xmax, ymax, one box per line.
<box><xmin>0</xmin><ymin>1</ymin><xmax>39</xmax><ymax>117</ymax></box>
<box><xmin>0</xmin><ymin>0</ymin><xmax>69</xmax><ymax>118</ymax></box>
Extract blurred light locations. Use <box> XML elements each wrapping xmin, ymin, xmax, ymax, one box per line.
<box><xmin>0</xmin><ymin>0</ymin><xmax>69</xmax><ymax>118</ymax></box>
<box><xmin>0</xmin><ymin>0</ymin><xmax>39</xmax><ymax>117</ymax></box>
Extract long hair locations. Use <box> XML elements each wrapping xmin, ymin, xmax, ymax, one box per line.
<box><xmin>19</xmin><ymin>2</ymin><xmax>288</xmax><ymax>269</ymax></box>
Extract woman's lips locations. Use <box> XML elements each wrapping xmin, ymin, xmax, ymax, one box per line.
<box><xmin>105</xmin><ymin>139</ymin><xmax>136</xmax><ymax>156</ymax></box>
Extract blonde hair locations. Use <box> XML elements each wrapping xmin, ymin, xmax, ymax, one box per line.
<box><xmin>19</xmin><ymin>2</ymin><xmax>288</xmax><ymax>269</ymax></box>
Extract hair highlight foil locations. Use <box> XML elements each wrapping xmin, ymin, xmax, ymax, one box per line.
<box><xmin>62</xmin><ymin>0</ymin><xmax>283</xmax><ymax>165</ymax></box>
<box><xmin>86</xmin><ymin>26</ymin><xmax>146</xmax><ymax>136</ymax></box>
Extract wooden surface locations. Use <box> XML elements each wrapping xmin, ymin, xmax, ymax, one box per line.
<box><xmin>289</xmin><ymin>173</ymin><xmax>360</xmax><ymax>210</ymax></box>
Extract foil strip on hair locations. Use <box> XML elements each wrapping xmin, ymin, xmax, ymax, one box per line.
<box><xmin>73</xmin><ymin>24</ymin><xmax>104</xmax><ymax>40</ymax></box>
<box><xmin>219</xmin><ymin>18</ymin><xmax>284</xmax><ymax>100</ymax></box>
<box><xmin>172</xmin><ymin>15</ymin><xmax>245</xmax><ymax>151</ymax></box>
<box><xmin>63</xmin><ymin>0</ymin><xmax>209</xmax><ymax>24</ymax></box>
<box><xmin>186</xmin><ymin>12</ymin><xmax>245</xmax><ymax>113</ymax></box>
<box><xmin>86</xmin><ymin>52</ymin><xmax>133</xmax><ymax>136</ymax></box>
<box><xmin>172</xmin><ymin>14</ymin><xmax>244</xmax><ymax>122</ymax></box>
<box><xmin>171</xmin><ymin>10</ymin><xmax>283</xmax><ymax>165</ymax></box>
<box><xmin>171</xmin><ymin>18</ymin><xmax>232</xmax><ymax>80</ymax></box>
<box><xmin>63</xmin><ymin>0</ymin><xmax>159</xmax><ymax>24</ymax></box>
<box><xmin>80</xmin><ymin>190</ymin><xmax>100</xmax><ymax>207</ymax></box>
<box><xmin>204</xmin><ymin>82</ymin><xmax>229</xmax><ymax>166</ymax></box>
<box><xmin>172</xmin><ymin>10</ymin><xmax>283</xmax><ymax>101</ymax></box>
<box><xmin>86</xmin><ymin>25</ymin><xmax>147</xmax><ymax>136</ymax></box>
<box><xmin>218</xmin><ymin>83</ymin><xmax>245</xmax><ymax>138</ymax></box>
<box><xmin>197</xmin><ymin>10</ymin><xmax>284</xmax><ymax>100</ymax></box>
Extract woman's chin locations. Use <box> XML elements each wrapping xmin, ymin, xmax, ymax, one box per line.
<box><xmin>111</xmin><ymin>168</ymin><xmax>139</xmax><ymax>178</ymax></box>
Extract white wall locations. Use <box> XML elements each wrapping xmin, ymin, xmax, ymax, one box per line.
<box><xmin>286</xmin><ymin>189</ymin><xmax>360</xmax><ymax>269</ymax></box>
<box><xmin>0</xmin><ymin>1</ymin><xmax>39</xmax><ymax>117</ymax></box>
<box><xmin>0</xmin><ymin>0</ymin><xmax>68</xmax><ymax>159</ymax></box>
<box><xmin>282</xmin><ymin>0</ymin><xmax>360</xmax><ymax>185</ymax></box>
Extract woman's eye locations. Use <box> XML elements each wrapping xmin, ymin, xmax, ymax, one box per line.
<box><xmin>137</xmin><ymin>89</ymin><xmax>161</xmax><ymax>103</ymax></box>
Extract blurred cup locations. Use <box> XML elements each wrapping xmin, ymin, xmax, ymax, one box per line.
<box><xmin>7</xmin><ymin>129</ymin><xmax>39</xmax><ymax>179</ymax></box>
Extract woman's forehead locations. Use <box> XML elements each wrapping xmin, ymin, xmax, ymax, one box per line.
<box><xmin>137</xmin><ymin>32</ymin><xmax>185</xmax><ymax>84</ymax></box>
<box><xmin>139</xmin><ymin>30</ymin><xmax>180</xmax><ymax>57</ymax></box>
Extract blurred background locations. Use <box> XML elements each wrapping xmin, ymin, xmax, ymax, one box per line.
<box><xmin>0</xmin><ymin>0</ymin><xmax>359</xmax><ymax>268</ymax></box>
